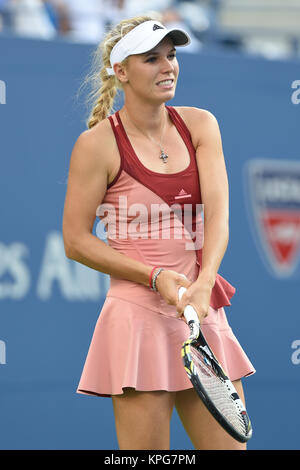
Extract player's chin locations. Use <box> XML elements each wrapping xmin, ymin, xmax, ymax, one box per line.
<box><xmin>154</xmin><ymin>87</ymin><xmax>176</xmax><ymax>102</ymax></box>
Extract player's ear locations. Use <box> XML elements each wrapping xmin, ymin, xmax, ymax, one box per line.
<box><xmin>114</xmin><ymin>63</ymin><xmax>129</xmax><ymax>83</ymax></box>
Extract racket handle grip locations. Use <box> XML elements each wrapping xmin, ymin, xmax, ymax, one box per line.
<box><xmin>178</xmin><ymin>286</ymin><xmax>200</xmax><ymax>339</ymax></box>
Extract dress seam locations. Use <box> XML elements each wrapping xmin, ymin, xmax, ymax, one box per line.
<box><xmin>106</xmin><ymin>294</ymin><xmax>161</xmax><ymax>314</ymax></box>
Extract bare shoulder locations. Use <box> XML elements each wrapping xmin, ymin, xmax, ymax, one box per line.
<box><xmin>69</xmin><ymin>118</ymin><xmax>117</xmax><ymax>181</ymax></box>
<box><xmin>174</xmin><ymin>105</ymin><xmax>218</xmax><ymax>125</ymax></box>
<box><xmin>173</xmin><ymin>106</ymin><xmax>221</xmax><ymax>148</ymax></box>
<box><xmin>63</xmin><ymin>118</ymin><xmax>118</xmax><ymax>248</ymax></box>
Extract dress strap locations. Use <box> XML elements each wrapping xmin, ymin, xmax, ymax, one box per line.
<box><xmin>107</xmin><ymin>113</ymin><xmax>125</xmax><ymax>189</ymax></box>
<box><xmin>165</xmin><ymin>106</ymin><xmax>196</xmax><ymax>158</ymax></box>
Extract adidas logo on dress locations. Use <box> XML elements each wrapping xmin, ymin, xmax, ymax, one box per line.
<box><xmin>174</xmin><ymin>188</ymin><xmax>192</xmax><ymax>199</ymax></box>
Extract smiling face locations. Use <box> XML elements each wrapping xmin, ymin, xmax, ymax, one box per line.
<box><xmin>116</xmin><ymin>36</ymin><xmax>179</xmax><ymax>104</ymax></box>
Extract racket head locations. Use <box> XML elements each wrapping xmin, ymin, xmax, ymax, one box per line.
<box><xmin>181</xmin><ymin>334</ymin><xmax>253</xmax><ymax>443</ymax></box>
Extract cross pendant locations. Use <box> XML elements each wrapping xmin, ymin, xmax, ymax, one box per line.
<box><xmin>160</xmin><ymin>150</ymin><xmax>168</xmax><ymax>163</ymax></box>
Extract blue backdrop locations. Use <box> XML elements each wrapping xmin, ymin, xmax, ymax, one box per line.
<box><xmin>0</xmin><ymin>33</ymin><xmax>299</xmax><ymax>450</ymax></box>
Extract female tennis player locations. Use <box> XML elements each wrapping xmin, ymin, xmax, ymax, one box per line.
<box><xmin>62</xmin><ymin>15</ymin><xmax>255</xmax><ymax>450</ymax></box>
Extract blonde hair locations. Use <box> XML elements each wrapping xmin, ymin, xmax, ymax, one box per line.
<box><xmin>81</xmin><ymin>14</ymin><xmax>160</xmax><ymax>129</ymax></box>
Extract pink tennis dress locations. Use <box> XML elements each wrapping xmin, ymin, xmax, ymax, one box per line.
<box><xmin>77</xmin><ymin>106</ymin><xmax>255</xmax><ymax>397</ymax></box>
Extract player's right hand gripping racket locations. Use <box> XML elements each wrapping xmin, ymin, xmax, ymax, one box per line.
<box><xmin>178</xmin><ymin>286</ymin><xmax>252</xmax><ymax>443</ymax></box>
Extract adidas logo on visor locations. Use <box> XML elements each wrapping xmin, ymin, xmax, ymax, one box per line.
<box><xmin>153</xmin><ymin>24</ymin><xmax>164</xmax><ymax>31</ymax></box>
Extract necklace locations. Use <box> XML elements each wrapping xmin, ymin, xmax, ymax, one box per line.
<box><xmin>124</xmin><ymin>109</ymin><xmax>169</xmax><ymax>164</ymax></box>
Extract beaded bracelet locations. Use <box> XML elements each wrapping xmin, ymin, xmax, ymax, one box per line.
<box><xmin>151</xmin><ymin>267</ymin><xmax>164</xmax><ymax>292</ymax></box>
<box><xmin>149</xmin><ymin>266</ymin><xmax>159</xmax><ymax>289</ymax></box>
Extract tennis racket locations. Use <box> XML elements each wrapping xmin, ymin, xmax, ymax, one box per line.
<box><xmin>178</xmin><ymin>286</ymin><xmax>253</xmax><ymax>443</ymax></box>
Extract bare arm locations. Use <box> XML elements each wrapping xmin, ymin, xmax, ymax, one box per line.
<box><xmin>175</xmin><ymin>107</ymin><xmax>230</xmax><ymax>319</ymax></box>
<box><xmin>192</xmin><ymin>108</ymin><xmax>230</xmax><ymax>287</ymax></box>
<box><xmin>62</xmin><ymin>124</ymin><xmax>152</xmax><ymax>287</ymax></box>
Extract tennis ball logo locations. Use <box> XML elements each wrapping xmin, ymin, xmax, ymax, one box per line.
<box><xmin>0</xmin><ymin>80</ymin><xmax>6</xmax><ymax>104</ymax></box>
<box><xmin>291</xmin><ymin>80</ymin><xmax>300</xmax><ymax>104</ymax></box>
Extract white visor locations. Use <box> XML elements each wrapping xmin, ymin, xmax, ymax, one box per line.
<box><xmin>106</xmin><ymin>20</ymin><xmax>190</xmax><ymax>75</ymax></box>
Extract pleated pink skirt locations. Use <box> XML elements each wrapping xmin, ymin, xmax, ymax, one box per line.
<box><xmin>77</xmin><ymin>294</ymin><xmax>255</xmax><ymax>398</ymax></box>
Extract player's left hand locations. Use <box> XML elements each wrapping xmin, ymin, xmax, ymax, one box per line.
<box><xmin>176</xmin><ymin>275</ymin><xmax>214</xmax><ymax>323</ymax></box>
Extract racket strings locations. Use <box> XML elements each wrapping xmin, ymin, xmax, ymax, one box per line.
<box><xmin>190</xmin><ymin>346</ymin><xmax>248</xmax><ymax>435</ymax></box>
